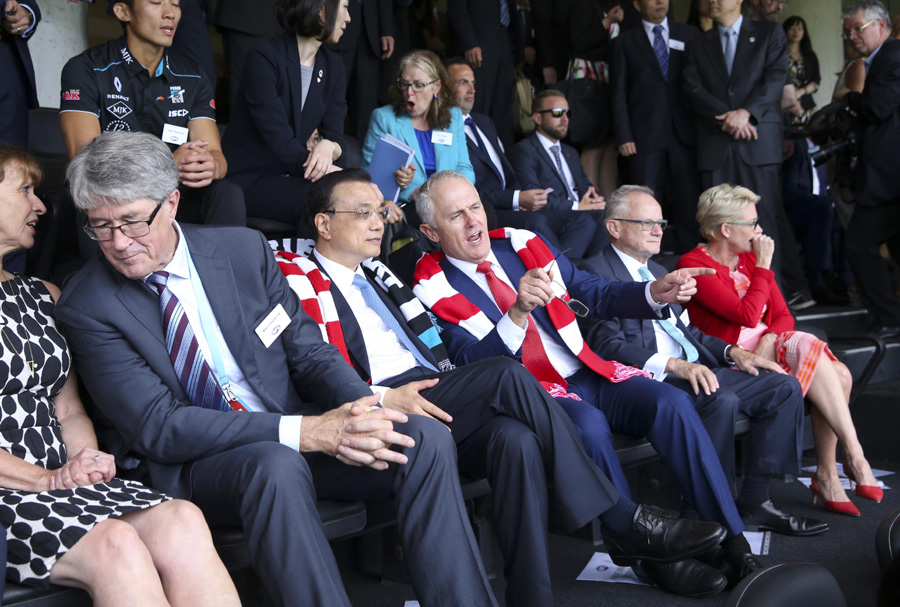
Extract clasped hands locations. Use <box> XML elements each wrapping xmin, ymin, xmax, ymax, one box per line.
<box><xmin>45</xmin><ymin>447</ymin><xmax>116</xmax><ymax>491</ymax></box>
<box><xmin>173</xmin><ymin>140</ymin><xmax>218</xmax><ymax>188</ymax></box>
<box><xmin>715</xmin><ymin>108</ymin><xmax>757</xmax><ymax>141</ymax></box>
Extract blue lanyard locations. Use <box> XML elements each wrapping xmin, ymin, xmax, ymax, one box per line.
<box><xmin>184</xmin><ymin>245</ymin><xmax>247</xmax><ymax>409</ymax></box>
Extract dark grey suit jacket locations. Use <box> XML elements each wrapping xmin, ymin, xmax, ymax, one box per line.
<box><xmin>682</xmin><ymin>18</ymin><xmax>787</xmax><ymax>170</ymax></box>
<box><xmin>56</xmin><ymin>225</ymin><xmax>372</xmax><ymax>498</ymax></box>
<box><xmin>510</xmin><ymin>134</ymin><xmax>593</xmax><ymax>211</ymax></box>
<box><xmin>582</xmin><ymin>245</ymin><xmax>729</xmax><ymax>369</ymax></box>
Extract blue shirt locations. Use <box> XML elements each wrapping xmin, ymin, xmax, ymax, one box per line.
<box><xmin>415</xmin><ymin>128</ymin><xmax>437</xmax><ymax>177</ymax></box>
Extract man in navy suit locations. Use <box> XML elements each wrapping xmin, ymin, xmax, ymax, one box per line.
<box><xmin>582</xmin><ymin>185</ymin><xmax>826</xmax><ymax>541</ymax></box>
<box><xmin>0</xmin><ymin>0</ymin><xmax>39</xmax><ymax>148</ymax></box>
<box><xmin>302</xmin><ymin>168</ymin><xmax>728</xmax><ymax>606</ymax></box>
<box><xmin>415</xmin><ymin>170</ymin><xmax>767</xmax><ymax>593</ymax></box>
<box><xmin>682</xmin><ymin>0</ymin><xmax>787</xmax><ymax>278</ymax></box>
<box><xmin>56</xmin><ymin>132</ymin><xmax>499</xmax><ymax>607</ymax></box>
<box><xmin>611</xmin><ymin>0</ymin><xmax>700</xmax><ymax>253</ymax></box>
<box><xmin>840</xmin><ymin>0</ymin><xmax>900</xmax><ymax>333</ymax></box>
<box><xmin>446</xmin><ymin>58</ymin><xmax>596</xmax><ymax>257</ymax></box>
<box><xmin>510</xmin><ymin>90</ymin><xmax>609</xmax><ymax>257</ymax></box>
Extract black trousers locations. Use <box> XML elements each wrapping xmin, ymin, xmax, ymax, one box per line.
<box><xmin>177</xmin><ymin>180</ymin><xmax>247</xmax><ymax>227</ymax></box>
<box><xmin>188</xmin><ymin>416</ymin><xmax>497</xmax><ymax>607</ymax></box>
<box><xmin>845</xmin><ymin>203</ymin><xmax>900</xmax><ymax>327</ymax></box>
<box><xmin>383</xmin><ymin>357</ymin><xmax>621</xmax><ymax>607</ymax></box>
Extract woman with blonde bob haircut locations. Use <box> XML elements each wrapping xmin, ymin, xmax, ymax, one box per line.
<box><xmin>677</xmin><ymin>184</ymin><xmax>881</xmax><ymax>517</ymax></box>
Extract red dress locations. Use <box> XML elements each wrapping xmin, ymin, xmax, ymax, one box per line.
<box><xmin>677</xmin><ymin>246</ymin><xmax>836</xmax><ymax>395</ymax></box>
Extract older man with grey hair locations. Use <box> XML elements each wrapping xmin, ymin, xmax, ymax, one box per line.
<box><xmin>839</xmin><ymin>0</ymin><xmax>900</xmax><ymax>335</ymax></box>
<box><xmin>55</xmin><ymin>131</ymin><xmax>502</xmax><ymax>607</ymax></box>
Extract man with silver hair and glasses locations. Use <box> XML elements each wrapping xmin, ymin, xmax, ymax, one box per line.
<box><xmin>839</xmin><ymin>0</ymin><xmax>900</xmax><ymax>336</ymax></box>
<box><xmin>54</xmin><ymin>131</ymin><xmax>501</xmax><ymax>607</ymax></box>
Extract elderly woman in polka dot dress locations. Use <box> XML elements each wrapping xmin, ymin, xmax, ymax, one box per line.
<box><xmin>0</xmin><ymin>145</ymin><xmax>240</xmax><ymax>606</ymax></box>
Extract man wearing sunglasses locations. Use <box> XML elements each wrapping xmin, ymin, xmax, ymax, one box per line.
<box><xmin>510</xmin><ymin>90</ymin><xmax>609</xmax><ymax>257</ymax></box>
<box><xmin>414</xmin><ymin>170</ymin><xmax>765</xmax><ymax>595</ymax></box>
<box><xmin>584</xmin><ymin>185</ymin><xmax>825</xmax><ymax>545</ymax></box>
<box><xmin>839</xmin><ymin>0</ymin><xmax>900</xmax><ymax>336</ymax></box>
<box><xmin>280</xmin><ymin>167</ymin><xmax>728</xmax><ymax>606</ymax></box>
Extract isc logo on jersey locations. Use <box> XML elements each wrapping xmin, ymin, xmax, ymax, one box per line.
<box><xmin>168</xmin><ymin>109</ymin><xmax>189</xmax><ymax>118</ymax></box>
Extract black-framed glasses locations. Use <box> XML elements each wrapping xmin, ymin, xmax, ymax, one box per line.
<box><xmin>396</xmin><ymin>78</ymin><xmax>438</xmax><ymax>92</ymax></box>
<box><xmin>721</xmin><ymin>218</ymin><xmax>759</xmax><ymax>229</ymax></box>
<box><xmin>842</xmin><ymin>19</ymin><xmax>876</xmax><ymax>39</ymax></box>
<box><xmin>537</xmin><ymin>108</ymin><xmax>570</xmax><ymax>118</ymax></box>
<box><xmin>325</xmin><ymin>206</ymin><xmax>391</xmax><ymax>222</ymax></box>
<box><xmin>612</xmin><ymin>218</ymin><xmax>668</xmax><ymax>231</ymax></box>
<box><xmin>84</xmin><ymin>199</ymin><xmax>164</xmax><ymax>241</ymax></box>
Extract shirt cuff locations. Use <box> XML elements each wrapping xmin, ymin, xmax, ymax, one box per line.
<box><xmin>644</xmin><ymin>353</ymin><xmax>670</xmax><ymax>381</ymax></box>
<box><xmin>644</xmin><ymin>282</ymin><xmax>667</xmax><ymax>312</ymax></box>
<box><xmin>21</xmin><ymin>5</ymin><xmax>37</xmax><ymax>37</ymax></box>
<box><xmin>512</xmin><ymin>190</ymin><xmax>521</xmax><ymax>211</ymax></box>
<box><xmin>498</xmin><ymin>313</ymin><xmax>526</xmax><ymax>355</ymax></box>
<box><xmin>370</xmin><ymin>385</ymin><xmax>388</xmax><ymax>404</ymax></box>
<box><xmin>278</xmin><ymin>415</ymin><xmax>303</xmax><ymax>452</ymax></box>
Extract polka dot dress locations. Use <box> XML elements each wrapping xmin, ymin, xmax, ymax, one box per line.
<box><xmin>0</xmin><ymin>276</ymin><xmax>169</xmax><ymax>587</ymax></box>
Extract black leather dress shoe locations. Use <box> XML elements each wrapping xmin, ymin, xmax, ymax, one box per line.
<box><xmin>696</xmin><ymin>545</ymin><xmax>762</xmax><ymax>590</ymax></box>
<box><xmin>633</xmin><ymin>558</ymin><xmax>728</xmax><ymax>597</ymax></box>
<box><xmin>738</xmin><ymin>499</ymin><xmax>829</xmax><ymax>536</ymax></box>
<box><xmin>602</xmin><ymin>504</ymin><xmax>726</xmax><ymax>566</ymax></box>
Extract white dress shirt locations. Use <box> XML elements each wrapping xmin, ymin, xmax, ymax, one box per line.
<box><xmin>642</xmin><ymin>17</ymin><xmax>669</xmax><ymax>47</ymax></box>
<box><xmin>313</xmin><ymin>250</ymin><xmax>419</xmax><ymax>387</ymax></box>
<box><xmin>462</xmin><ymin>112</ymin><xmax>522</xmax><ymax>209</ymax></box>
<box><xmin>144</xmin><ymin>222</ymin><xmax>303</xmax><ymax>450</ymax></box>
<box><xmin>536</xmin><ymin>131</ymin><xmax>579</xmax><ymax>209</ymax></box>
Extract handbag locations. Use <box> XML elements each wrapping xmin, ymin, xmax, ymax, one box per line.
<box><xmin>513</xmin><ymin>69</ymin><xmax>537</xmax><ymax>136</ymax></box>
<box><xmin>551</xmin><ymin>58</ymin><xmax>611</xmax><ymax>146</ymax></box>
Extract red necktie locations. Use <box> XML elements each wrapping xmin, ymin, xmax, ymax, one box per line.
<box><xmin>477</xmin><ymin>261</ymin><xmax>567</xmax><ymax>386</ymax></box>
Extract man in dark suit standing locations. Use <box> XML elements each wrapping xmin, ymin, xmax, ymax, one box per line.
<box><xmin>214</xmin><ymin>0</ymin><xmax>281</xmax><ymax>107</ymax></box>
<box><xmin>682</xmin><ymin>0</ymin><xmax>786</xmax><ymax>276</ymax></box>
<box><xmin>446</xmin><ymin>58</ymin><xmax>596</xmax><ymax>257</ymax></box>
<box><xmin>611</xmin><ymin>0</ymin><xmax>700</xmax><ymax>253</ymax></box>
<box><xmin>0</xmin><ymin>0</ymin><xmax>39</xmax><ymax>148</ymax></box>
<box><xmin>448</xmin><ymin>0</ymin><xmax>516</xmax><ymax>149</ymax></box>
<box><xmin>840</xmin><ymin>0</ymin><xmax>900</xmax><ymax>333</ymax></box>
<box><xmin>510</xmin><ymin>90</ymin><xmax>609</xmax><ymax>256</ymax></box>
<box><xmin>56</xmin><ymin>132</ymin><xmax>499</xmax><ymax>607</ymax></box>
<box><xmin>332</xmin><ymin>0</ymin><xmax>394</xmax><ymax>142</ymax></box>
<box><xmin>582</xmin><ymin>185</ymin><xmax>826</xmax><ymax>543</ymax></box>
<box><xmin>295</xmin><ymin>168</ymin><xmax>727</xmax><ymax>605</ymax></box>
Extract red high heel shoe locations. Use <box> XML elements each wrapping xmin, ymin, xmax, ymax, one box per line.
<box><xmin>810</xmin><ymin>477</ymin><xmax>860</xmax><ymax>516</ymax></box>
<box><xmin>843</xmin><ymin>459</ymin><xmax>884</xmax><ymax>503</ymax></box>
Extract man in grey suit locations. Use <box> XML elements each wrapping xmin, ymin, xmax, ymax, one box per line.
<box><xmin>682</xmin><ymin>0</ymin><xmax>787</xmax><ymax>278</ymax></box>
<box><xmin>582</xmin><ymin>185</ymin><xmax>826</xmax><ymax>546</ymax></box>
<box><xmin>55</xmin><ymin>132</ymin><xmax>499</xmax><ymax>607</ymax></box>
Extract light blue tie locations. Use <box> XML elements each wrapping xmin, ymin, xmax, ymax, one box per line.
<box><xmin>353</xmin><ymin>274</ymin><xmax>437</xmax><ymax>372</ymax></box>
<box><xmin>723</xmin><ymin>28</ymin><xmax>737</xmax><ymax>76</ymax></box>
<box><xmin>637</xmin><ymin>266</ymin><xmax>699</xmax><ymax>363</ymax></box>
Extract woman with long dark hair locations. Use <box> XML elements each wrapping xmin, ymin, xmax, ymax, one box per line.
<box><xmin>784</xmin><ymin>15</ymin><xmax>820</xmax><ymax>125</ymax></box>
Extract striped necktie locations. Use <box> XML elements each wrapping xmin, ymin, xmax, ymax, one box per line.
<box><xmin>637</xmin><ymin>266</ymin><xmax>699</xmax><ymax>362</ymax></box>
<box><xmin>653</xmin><ymin>25</ymin><xmax>669</xmax><ymax>78</ymax></box>
<box><xmin>147</xmin><ymin>271</ymin><xmax>233</xmax><ymax>411</ymax></box>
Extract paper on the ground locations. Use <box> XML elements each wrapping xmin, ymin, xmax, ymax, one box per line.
<box><xmin>801</xmin><ymin>463</ymin><xmax>893</xmax><ymax>478</ymax></box>
<box><xmin>745</xmin><ymin>530</ymin><xmax>769</xmax><ymax>556</ymax></box>
<box><xmin>797</xmin><ymin>477</ymin><xmax>890</xmax><ymax>491</ymax></box>
<box><xmin>576</xmin><ymin>553</ymin><xmax>649</xmax><ymax>585</ymax></box>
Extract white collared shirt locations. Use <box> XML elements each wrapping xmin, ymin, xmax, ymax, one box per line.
<box><xmin>313</xmin><ymin>250</ymin><xmax>419</xmax><ymax>386</ymax></box>
<box><xmin>462</xmin><ymin>113</ymin><xmax>519</xmax><ymax>209</ymax></box>
<box><xmin>642</xmin><ymin>17</ymin><xmax>669</xmax><ymax>48</ymax></box>
<box><xmin>143</xmin><ymin>222</ymin><xmax>303</xmax><ymax>450</ymax></box>
<box><xmin>535</xmin><ymin>131</ymin><xmax>579</xmax><ymax>210</ymax></box>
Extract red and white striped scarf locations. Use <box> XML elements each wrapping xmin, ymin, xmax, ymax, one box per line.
<box><xmin>413</xmin><ymin>228</ymin><xmax>649</xmax><ymax>389</ymax></box>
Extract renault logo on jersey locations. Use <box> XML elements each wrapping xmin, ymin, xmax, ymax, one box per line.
<box><xmin>114</xmin><ymin>77</ymin><xmax>122</xmax><ymax>93</ymax></box>
<box><xmin>106</xmin><ymin>101</ymin><xmax>132</xmax><ymax>119</ymax></box>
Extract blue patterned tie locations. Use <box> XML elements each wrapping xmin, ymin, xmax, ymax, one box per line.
<box><xmin>146</xmin><ymin>272</ymin><xmax>232</xmax><ymax>411</ymax></box>
<box><xmin>499</xmin><ymin>0</ymin><xmax>510</xmax><ymax>27</ymax></box>
<box><xmin>653</xmin><ymin>25</ymin><xmax>669</xmax><ymax>78</ymax></box>
<box><xmin>353</xmin><ymin>274</ymin><xmax>437</xmax><ymax>372</ymax></box>
<box><xmin>465</xmin><ymin>116</ymin><xmax>505</xmax><ymax>188</ymax></box>
<box><xmin>723</xmin><ymin>28</ymin><xmax>737</xmax><ymax>76</ymax></box>
<box><xmin>637</xmin><ymin>266</ymin><xmax>699</xmax><ymax>363</ymax></box>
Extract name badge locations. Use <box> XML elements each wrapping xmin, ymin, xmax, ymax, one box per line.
<box><xmin>669</xmin><ymin>39</ymin><xmax>685</xmax><ymax>51</ymax></box>
<box><xmin>161</xmin><ymin>123</ymin><xmax>189</xmax><ymax>145</ymax></box>
<box><xmin>255</xmin><ymin>304</ymin><xmax>291</xmax><ymax>348</ymax></box>
<box><xmin>431</xmin><ymin>131</ymin><xmax>453</xmax><ymax>146</ymax></box>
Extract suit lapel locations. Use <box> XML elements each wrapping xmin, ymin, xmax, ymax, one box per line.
<box><xmin>635</xmin><ymin>28</ymin><xmax>666</xmax><ymax>81</ymax></box>
<box><xmin>731</xmin><ymin>19</ymin><xmax>756</xmax><ymax>81</ymax></box>
<box><xmin>439</xmin><ymin>257</ymin><xmax>504</xmax><ymax>324</ymax></box>
<box><xmin>702</xmin><ymin>28</ymin><xmax>730</xmax><ymax>83</ymax></box>
<box><xmin>530</xmin><ymin>135</ymin><xmax>567</xmax><ymax>191</ymax></box>
<box><xmin>298</xmin><ymin>51</ymin><xmax>328</xmax><ymax>141</ymax></box>
<box><xmin>114</xmin><ymin>270</ymin><xmax>166</xmax><ymax>347</ymax></box>
<box><xmin>397</xmin><ymin>117</ymin><xmax>426</xmax><ymax>176</ymax></box>
<box><xmin>604</xmin><ymin>247</ymin><xmax>657</xmax><ymax>351</ymax></box>
<box><xmin>285</xmin><ymin>35</ymin><xmax>305</xmax><ymax>140</ymax></box>
<box><xmin>312</xmin><ymin>257</ymin><xmax>372</xmax><ymax>379</ymax></box>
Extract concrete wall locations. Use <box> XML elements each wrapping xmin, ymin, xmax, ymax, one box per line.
<box><xmin>28</xmin><ymin>2</ymin><xmax>88</xmax><ymax>109</ymax></box>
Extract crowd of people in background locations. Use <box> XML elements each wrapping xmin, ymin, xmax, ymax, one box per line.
<box><xmin>1</xmin><ymin>0</ymin><xmax>900</xmax><ymax>605</ymax></box>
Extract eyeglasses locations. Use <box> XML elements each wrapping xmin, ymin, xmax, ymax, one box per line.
<box><xmin>84</xmin><ymin>200</ymin><xmax>164</xmax><ymax>241</ymax></box>
<box><xmin>540</xmin><ymin>248</ymin><xmax>599</xmax><ymax>318</ymax></box>
<box><xmin>396</xmin><ymin>78</ymin><xmax>439</xmax><ymax>92</ymax></box>
<box><xmin>537</xmin><ymin>108</ymin><xmax>570</xmax><ymax>118</ymax></box>
<box><xmin>842</xmin><ymin>19</ymin><xmax>876</xmax><ymax>39</ymax></box>
<box><xmin>612</xmin><ymin>218</ymin><xmax>668</xmax><ymax>231</ymax></box>
<box><xmin>325</xmin><ymin>206</ymin><xmax>391</xmax><ymax>222</ymax></box>
<box><xmin>720</xmin><ymin>219</ymin><xmax>759</xmax><ymax>229</ymax></box>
